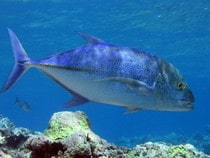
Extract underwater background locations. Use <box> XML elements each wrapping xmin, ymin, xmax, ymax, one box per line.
<box><xmin>0</xmin><ymin>0</ymin><xmax>209</xmax><ymax>150</ymax></box>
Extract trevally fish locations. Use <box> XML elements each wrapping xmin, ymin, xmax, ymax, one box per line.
<box><xmin>1</xmin><ymin>29</ymin><xmax>194</xmax><ymax>112</ymax></box>
<box><xmin>15</xmin><ymin>97</ymin><xmax>32</xmax><ymax>112</ymax></box>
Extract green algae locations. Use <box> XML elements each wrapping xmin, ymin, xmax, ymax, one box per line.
<box><xmin>44</xmin><ymin>120</ymin><xmax>72</xmax><ymax>140</ymax></box>
<box><xmin>126</xmin><ymin>151</ymin><xmax>142</xmax><ymax>158</ymax></box>
<box><xmin>44</xmin><ymin>111</ymin><xmax>90</xmax><ymax>140</ymax></box>
<box><xmin>168</xmin><ymin>145</ymin><xmax>194</xmax><ymax>158</ymax></box>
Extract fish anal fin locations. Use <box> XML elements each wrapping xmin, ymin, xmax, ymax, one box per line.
<box><xmin>76</xmin><ymin>32</ymin><xmax>105</xmax><ymax>45</ymax></box>
<box><xmin>64</xmin><ymin>94</ymin><xmax>89</xmax><ymax>107</ymax></box>
<box><xmin>124</xmin><ymin>107</ymin><xmax>142</xmax><ymax>114</ymax></box>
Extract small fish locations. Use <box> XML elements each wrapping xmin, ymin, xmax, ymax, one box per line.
<box><xmin>15</xmin><ymin>97</ymin><xmax>32</xmax><ymax>111</ymax></box>
<box><xmin>1</xmin><ymin>29</ymin><xmax>194</xmax><ymax>112</ymax></box>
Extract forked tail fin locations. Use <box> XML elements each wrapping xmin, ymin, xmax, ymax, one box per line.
<box><xmin>1</xmin><ymin>29</ymin><xmax>31</xmax><ymax>93</ymax></box>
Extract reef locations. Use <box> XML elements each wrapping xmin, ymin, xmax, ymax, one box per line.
<box><xmin>0</xmin><ymin>112</ymin><xmax>209</xmax><ymax>158</ymax></box>
<box><xmin>115</xmin><ymin>128</ymin><xmax>210</xmax><ymax>155</ymax></box>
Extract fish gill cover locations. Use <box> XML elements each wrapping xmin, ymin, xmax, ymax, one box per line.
<box><xmin>0</xmin><ymin>0</ymin><xmax>209</xmax><ymax>155</ymax></box>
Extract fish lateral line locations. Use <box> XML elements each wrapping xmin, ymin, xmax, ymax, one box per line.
<box><xmin>32</xmin><ymin>63</ymin><xmax>95</xmax><ymax>72</ymax></box>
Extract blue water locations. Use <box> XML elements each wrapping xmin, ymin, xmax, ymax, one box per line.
<box><xmin>0</xmin><ymin>0</ymin><xmax>209</xmax><ymax>146</ymax></box>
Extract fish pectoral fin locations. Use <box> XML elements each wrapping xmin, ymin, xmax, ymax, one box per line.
<box><xmin>124</xmin><ymin>107</ymin><xmax>142</xmax><ymax>114</ymax></box>
<box><xmin>96</xmin><ymin>77</ymin><xmax>153</xmax><ymax>95</ymax></box>
<box><xmin>131</xmin><ymin>81</ymin><xmax>153</xmax><ymax>96</ymax></box>
<box><xmin>76</xmin><ymin>32</ymin><xmax>105</xmax><ymax>45</ymax></box>
<box><xmin>64</xmin><ymin>94</ymin><xmax>90</xmax><ymax>107</ymax></box>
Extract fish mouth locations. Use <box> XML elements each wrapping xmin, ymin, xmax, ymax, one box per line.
<box><xmin>183</xmin><ymin>103</ymin><xmax>194</xmax><ymax>110</ymax></box>
<box><xmin>179</xmin><ymin>99</ymin><xmax>194</xmax><ymax>110</ymax></box>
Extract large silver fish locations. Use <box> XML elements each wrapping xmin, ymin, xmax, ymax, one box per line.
<box><xmin>1</xmin><ymin>29</ymin><xmax>194</xmax><ymax>112</ymax></box>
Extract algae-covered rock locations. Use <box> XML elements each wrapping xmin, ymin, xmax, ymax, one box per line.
<box><xmin>168</xmin><ymin>144</ymin><xmax>198</xmax><ymax>158</ymax></box>
<box><xmin>0</xmin><ymin>115</ymin><xmax>39</xmax><ymax>157</ymax></box>
<box><xmin>127</xmin><ymin>142</ymin><xmax>169</xmax><ymax>158</ymax></box>
<box><xmin>1</xmin><ymin>111</ymin><xmax>210</xmax><ymax>158</ymax></box>
<box><xmin>44</xmin><ymin>111</ymin><xmax>91</xmax><ymax>140</ymax></box>
<box><xmin>25</xmin><ymin>111</ymin><xmax>123</xmax><ymax>157</ymax></box>
<box><xmin>0</xmin><ymin>115</ymin><xmax>15</xmax><ymax>129</ymax></box>
<box><xmin>25</xmin><ymin>135</ymin><xmax>66</xmax><ymax>157</ymax></box>
<box><xmin>24</xmin><ymin>111</ymin><xmax>210</xmax><ymax>158</ymax></box>
<box><xmin>25</xmin><ymin>129</ymin><xmax>119</xmax><ymax>157</ymax></box>
<box><xmin>125</xmin><ymin>142</ymin><xmax>209</xmax><ymax>158</ymax></box>
<box><xmin>25</xmin><ymin>110</ymin><xmax>118</xmax><ymax>157</ymax></box>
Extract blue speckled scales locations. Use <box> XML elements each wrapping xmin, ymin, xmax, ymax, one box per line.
<box><xmin>1</xmin><ymin>29</ymin><xmax>194</xmax><ymax>111</ymax></box>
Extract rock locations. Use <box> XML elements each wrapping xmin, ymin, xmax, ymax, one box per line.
<box><xmin>25</xmin><ymin>135</ymin><xmax>66</xmax><ymax>157</ymax></box>
<box><xmin>0</xmin><ymin>115</ymin><xmax>40</xmax><ymax>157</ymax></box>
<box><xmin>0</xmin><ymin>111</ymin><xmax>210</xmax><ymax>158</ymax></box>
<box><xmin>0</xmin><ymin>127</ymin><xmax>40</xmax><ymax>149</ymax></box>
<box><xmin>44</xmin><ymin>111</ymin><xmax>91</xmax><ymax>140</ymax></box>
<box><xmin>0</xmin><ymin>150</ymin><xmax>12</xmax><ymax>158</ymax></box>
<box><xmin>0</xmin><ymin>115</ymin><xmax>15</xmax><ymax>129</ymax></box>
<box><xmin>25</xmin><ymin>111</ymin><xmax>120</xmax><ymax>157</ymax></box>
<box><xmin>24</xmin><ymin>111</ymin><xmax>210</xmax><ymax>158</ymax></box>
<box><xmin>0</xmin><ymin>115</ymin><xmax>40</xmax><ymax>150</ymax></box>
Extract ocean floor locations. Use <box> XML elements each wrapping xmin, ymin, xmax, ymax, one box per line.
<box><xmin>115</xmin><ymin>128</ymin><xmax>210</xmax><ymax>155</ymax></box>
<box><xmin>0</xmin><ymin>111</ymin><xmax>209</xmax><ymax>158</ymax></box>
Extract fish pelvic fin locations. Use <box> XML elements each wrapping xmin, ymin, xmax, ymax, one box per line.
<box><xmin>63</xmin><ymin>94</ymin><xmax>90</xmax><ymax>107</ymax></box>
<box><xmin>1</xmin><ymin>29</ymin><xmax>31</xmax><ymax>93</ymax></box>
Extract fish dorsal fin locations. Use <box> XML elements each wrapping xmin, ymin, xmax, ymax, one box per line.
<box><xmin>77</xmin><ymin>32</ymin><xmax>105</xmax><ymax>44</ymax></box>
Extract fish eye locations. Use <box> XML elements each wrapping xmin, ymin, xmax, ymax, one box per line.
<box><xmin>176</xmin><ymin>82</ymin><xmax>185</xmax><ymax>90</ymax></box>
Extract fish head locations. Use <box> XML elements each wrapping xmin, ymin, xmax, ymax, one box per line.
<box><xmin>154</xmin><ymin>60</ymin><xmax>194</xmax><ymax>111</ymax></box>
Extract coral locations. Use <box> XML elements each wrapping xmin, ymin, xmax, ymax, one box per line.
<box><xmin>0</xmin><ymin>115</ymin><xmax>15</xmax><ymax>129</ymax></box>
<box><xmin>0</xmin><ymin>111</ymin><xmax>210</xmax><ymax>158</ymax></box>
<box><xmin>115</xmin><ymin>130</ymin><xmax>210</xmax><ymax>155</ymax></box>
<box><xmin>25</xmin><ymin>135</ymin><xmax>66</xmax><ymax>157</ymax></box>
<box><xmin>0</xmin><ymin>131</ymin><xmax>6</xmax><ymax>145</ymax></box>
<box><xmin>168</xmin><ymin>144</ymin><xmax>195</xmax><ymax>158</ymax></box>
<box><xmin>191</xmin><ymin>129</ymin><xmax>210</xmax><ymax>155</ymax></box>
<box><xmin>44</xmin><ymin>111</ymin><xmax>90</xmax><ymax>140</ymax></box>
<box><xmin>25</xmin><ymin>130</ymin><xmax>119</xmax><ymax>157</ymax></box>
<box><xmin>0</xmin><ymin>127</ymin><xmax>39</xmax><ymax>149</ymax></box>
<box><xmin>0</xmin><ymin>115</ymin><xmax>39</xmax><ymax>157</ymax></box>
<box><xmin>24</xmin><ymin>111</ymin><xmax>210</xmax><ymax>158</ymax></box>
<box><xmin>115</xmin><ymin>132</ymin><xmax>188</xmax><ymax>148</ymax></box>
<box><xmin>0</xmin><ymin>150</ymin><xmax>12</xmax><ymax>158</ymax></box>
<box><xmin>126</xmin><ymin>142</ymin><xmax>169</xmax><ymax>158</ymax></box>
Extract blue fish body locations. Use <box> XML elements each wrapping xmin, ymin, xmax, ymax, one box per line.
<box><xmin>1</xmin><ymin>29</ymin><xmax>194</xmax><ymax>112</ymax></box>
